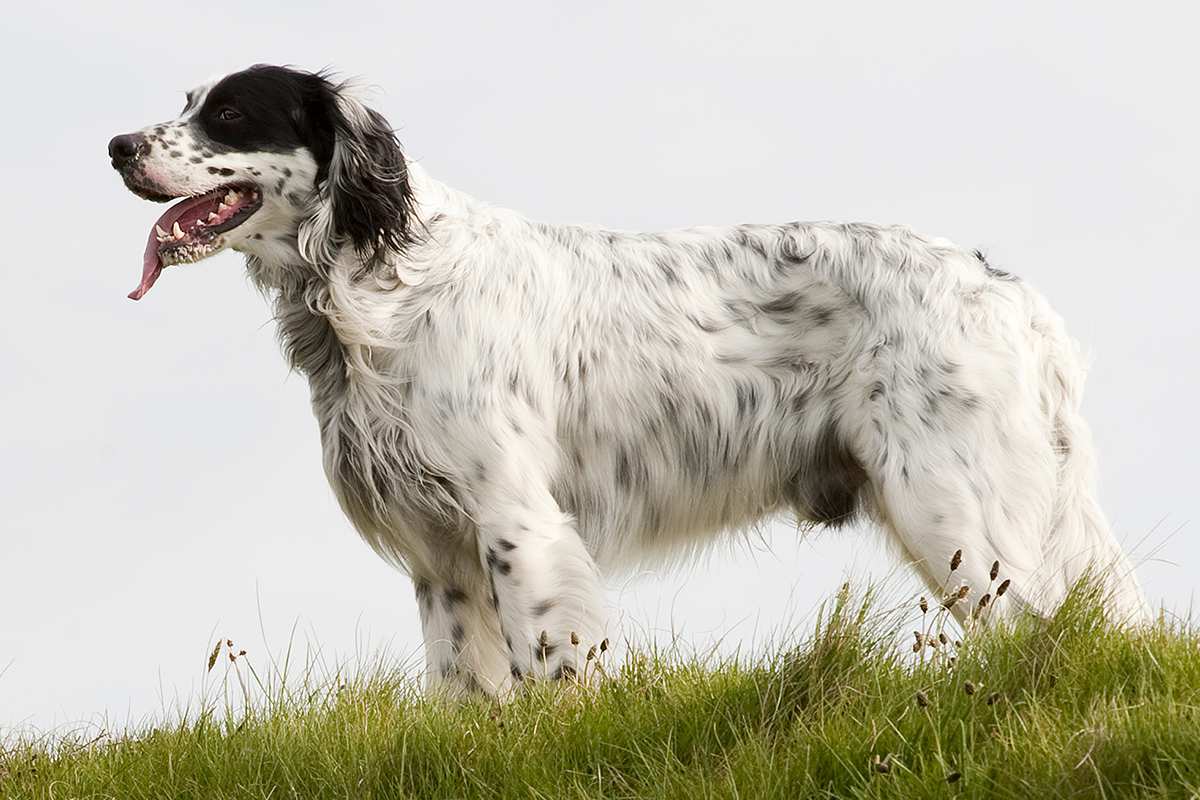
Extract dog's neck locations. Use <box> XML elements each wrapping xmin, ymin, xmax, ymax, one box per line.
<box><xmin>251</xmin><ymin>161</ymin><xmax>473</xmax><ymax>408</ymax></box>
<box><xmin>245</xmin><ymin>161</ymin><xmax>467</xmax><ymax>290</ymax></box>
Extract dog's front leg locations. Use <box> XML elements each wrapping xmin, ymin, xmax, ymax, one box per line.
<box><xmin>413</xmin><ymin>566</ymin><xmax>513</xmax><ymax>696</ymax></box>
<box><xmin>472</xmin><ymin>467</ymin><xmax>608</xmax><ymax>683</ymax></box>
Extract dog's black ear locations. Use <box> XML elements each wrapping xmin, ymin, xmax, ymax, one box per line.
<box><xmin>298</xmin><ymin>76</ymin><xmax>416</xmax><ymax>271</ymax></box>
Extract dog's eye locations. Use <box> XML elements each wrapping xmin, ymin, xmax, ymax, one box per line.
<box><xmin>217</xmin><ymin>108</ymin><xmax>242</xmax><ymax>122</ymax></box>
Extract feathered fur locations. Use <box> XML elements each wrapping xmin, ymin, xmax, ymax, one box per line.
<box><xmin>108</xmin><ymin>65</ymin><xmax>1147</xmax><ymax>696</ymax></box>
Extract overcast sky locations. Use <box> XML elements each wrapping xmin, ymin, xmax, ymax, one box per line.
<box><xmin>2</xmin><ymin>2</ymin><xmax>1197</xmax><ymax>735</ymax></box>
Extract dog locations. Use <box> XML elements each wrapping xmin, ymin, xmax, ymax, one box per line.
<box><xmin>108</xmin><ymin>64</ymin><xmax>1146</xmax><ymax>694</ymax></box>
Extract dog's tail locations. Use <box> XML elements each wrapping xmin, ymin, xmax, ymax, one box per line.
<box><xmin>1030</xmin><ymin>291</ymin><xmax>1149</xmax><ymax>623</ymax></box>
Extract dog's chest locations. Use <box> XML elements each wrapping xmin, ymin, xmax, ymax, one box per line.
<box><xmin>273</xmin><ymin>287</ymin><xmax>454</xmax><ymax>542</ymax></box>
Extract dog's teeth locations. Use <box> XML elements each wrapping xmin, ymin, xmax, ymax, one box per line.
<box><xmin>155</xmin><ymin>224</ymin><xmax>169</xmax><ymax>239</ymax></box>
<box><xmin>208</xmin><ymin>212</ymin><xmax>220</xmax><ymax>222</ymax></box>
<box><xmin>224</xmin><ymin>191</ymin><xmax>239</xmax><ymax>204</ymax></box>
<box><xmin>217</xmin><ymin>202</ymin><xmax>229</xmax><ymax>214</ymax></box>
<box><xmin>172</xmin><ymin>221</ymin><xmax>185</xmax><ymax>240</ymax></box>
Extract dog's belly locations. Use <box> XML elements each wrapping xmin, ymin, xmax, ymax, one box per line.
<box><xmin>553</xmin><ymin>445</ymin><xmax>791</xmax><ymax>569</ymax></box>
<box><xmin>550</xmin><ymin>358</ymin><xmax>862</xmax><ymax>569</ymax></box>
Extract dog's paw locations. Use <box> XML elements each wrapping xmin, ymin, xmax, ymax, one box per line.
<box><xmin>507</xmin><ymin>630</ymin><xmax>604</xmax><ymax>684</ymax></box>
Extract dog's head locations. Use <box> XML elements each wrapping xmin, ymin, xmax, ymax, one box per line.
<box><xmin>108</xmin><ymin>65</ymin><xmax>415</xmax><ymax>299</ymax></box>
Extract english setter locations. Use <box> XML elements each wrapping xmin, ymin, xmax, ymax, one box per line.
<box><xmin>108</xmin><ymin>64</ymin><xmax>1146</xmax><ymax>695</ymax></box>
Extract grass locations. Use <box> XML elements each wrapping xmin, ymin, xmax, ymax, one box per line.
<box><xmin>2</xmin><ymin>576</ymin><xmax>1198</xmax><ymax>799</ymax></box>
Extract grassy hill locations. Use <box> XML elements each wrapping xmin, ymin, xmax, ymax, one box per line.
<box><xmin>3</xmin><ymin>579</ymin><xmax>1198</xmax><ymax>799</ymax></box>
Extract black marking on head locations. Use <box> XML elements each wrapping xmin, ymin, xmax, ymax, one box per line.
<box><xmin>189</xmin><ymin>156</ymin><xmax>204</xmax><ymax>164</ymax></box>
<box><xmin>207</xmin><ymin>166</ymin><xmax>235</xmax><ymax>176</ymax></box>
<box><xmin>169</xmin><ymin>150</ymin><xmax>183</xmax><ymax>158</ymax></box>
<box><xmin>532</xmin><ymin>599</ymin><xmax>554</xmax><ymax>617</ymax></box>
<box><xmin>496</xmin><ymin>539</ymin><xmax>517</xmax><ymax>552</ymax></box>
<box><xmin>450</xmin><ymin>622</ymin><xmax>465</xmax><ymax>645</ymax></box>
<box><xmin>194</xmin><ymin>66</ymin><xmax>331</xmax><ymax>156</ymax></box>
<box><xmin>192</xmin><ymin>65</ymin><xmax>416</xmax><ymax>267</ymax></box>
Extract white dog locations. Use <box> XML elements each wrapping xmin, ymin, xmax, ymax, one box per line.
<box><xmin>108</xmin><ymin>64</ymin><xmax>1146</xmax><ymax>694</ymax></box>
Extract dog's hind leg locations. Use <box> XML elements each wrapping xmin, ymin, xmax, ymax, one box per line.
<box><xmin>858</xmin><ymin>375</ymin><xmax>1062</xmax><ymax>622</ymax></box>
<box><xmin>860</xmin><ymin>300</ymin><xmax>1147</xmax><ymax>624</ymax></box>
<box><xmin>1028</xmin><ymin>301</ymin><xmax>1147</xmax><ymax>622</ymax></box>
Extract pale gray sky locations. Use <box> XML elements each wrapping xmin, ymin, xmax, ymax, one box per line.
<box><xmin>2</xmin><ymin>2</ymin><xmax>1197</xmax><ymax>734</ymax></box>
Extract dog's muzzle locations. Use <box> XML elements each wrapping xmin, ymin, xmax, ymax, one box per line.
<box><xmin>108</xmin><ymin>133</ymin><xmax>148</xmax><ymax>172</ymax></box>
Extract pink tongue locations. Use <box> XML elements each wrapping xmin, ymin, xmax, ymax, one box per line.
<box><xmin>127</xmin><ymin>194</ymin><xmax>212</xmax><ymax>301</ymax></box>
<box><xmin>129</xmin><ymin>231</ymin><xmax>163</xmax><ymax>301</ymax></box>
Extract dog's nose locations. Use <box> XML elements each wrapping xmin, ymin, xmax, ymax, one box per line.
<box><xmin>108</xmin><ymin>133</ymin><xmax>146</xmax><ymax>168</ymax></box>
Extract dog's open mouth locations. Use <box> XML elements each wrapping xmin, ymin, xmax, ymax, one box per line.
<box><xmin>129</xmin><ymin>184</ymin><xmax>262</xmax><ymax>300</ymax></box>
